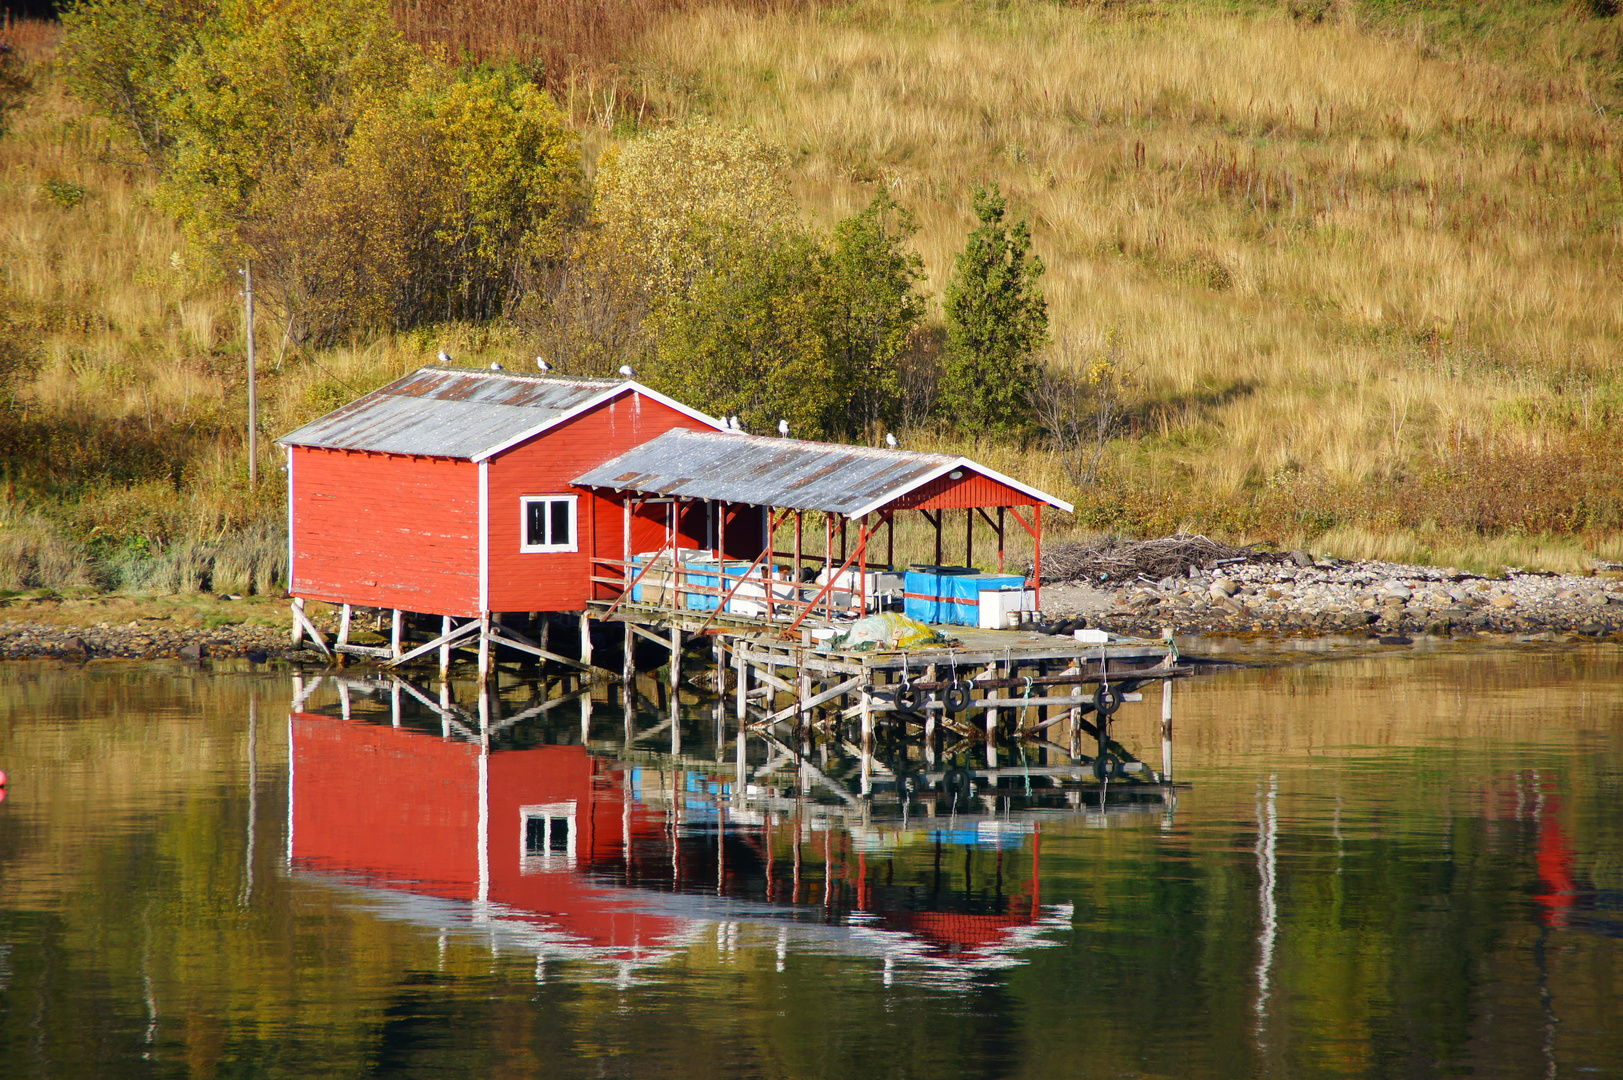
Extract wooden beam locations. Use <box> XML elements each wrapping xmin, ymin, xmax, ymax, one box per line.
<box><xmin>387</xmin><ymin>618</ymin><xmax>481</xmax><ymax>667</ymax></box>
<box><xmin>291</xmin><ymin>601</ymin><xmax>332</xmax><ymax>659</ymax></box>
<box><xmin>486</xmin><ymin>623</ymin><xmax>590</xmax><ymax>671</ymax></box>
<box><xmin>753</xmin><ymin>675</ymin><xmax>862</xmax><ymax>727</ymax></box>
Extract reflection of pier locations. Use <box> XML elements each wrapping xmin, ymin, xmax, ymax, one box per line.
<box><xmin>287</xmin><ymin>671</ymin><xmax>1179</xmax><ymax>987</ymax></box>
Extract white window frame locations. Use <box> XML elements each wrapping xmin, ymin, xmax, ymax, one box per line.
<box><xmin>519</xmin><ymin>495</ymin><xmax>579</xmax><ymax>553</ymax></box>
<box><xmin>519</xmin><ymin>802</ymin><xmax>577</xmax><ymax>871</ymax></box>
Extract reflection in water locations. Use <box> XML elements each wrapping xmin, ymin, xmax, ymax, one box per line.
<box><xmin>1254</xmin><ymin>774</ymin><xmax>1278</xmax><ymax>1049</ymax></box>
<box><xmin>286</xmin><ymin>674</ymin><xmax>1132</xmax><ymax>990</ymax></box>
<box><xmin>1</xmin><ymin>647</ymin><xmax>1622</xmax><ymax>1079</ymax></box>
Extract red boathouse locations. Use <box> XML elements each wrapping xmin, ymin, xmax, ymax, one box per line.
<box><xmin>278</xmin><ymin>365</ymin><xmax>1072</xmax><ymax>675</ymax></box>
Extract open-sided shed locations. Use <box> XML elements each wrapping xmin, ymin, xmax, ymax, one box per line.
<box><xmin>573</xmin><ymin>428</ymin><xmax>1073</xmax><ymax>630</ymax></box>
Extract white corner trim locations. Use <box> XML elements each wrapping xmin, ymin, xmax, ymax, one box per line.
<box><xmin>285</xmin><ymin>446</ymin><xmax>296</xmax><ymax>592</ymax></box>
<box><xmin>478</xmin><ymin>460</ymin><xmax>490</xmax><ymax>612</ymax></box>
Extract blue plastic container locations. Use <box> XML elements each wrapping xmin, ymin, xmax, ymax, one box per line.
<box><xmin>683</xmin><ymin>560</ymin><xmax>751</xmax><ymax>610</ymax></box>
<box><xmin>939</xmin><ymin>573</ymin><xmax>1026</xmax><ymax>626</ymax></box>
<box><xmin>903</xmin><ymin>566</ymin><xmax>976</xmax><ymax>623</ymax></box>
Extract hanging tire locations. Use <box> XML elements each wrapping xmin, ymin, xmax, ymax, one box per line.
<box><xmin>1093</xmin><ymin>683</ymin><xmax>1124</xmax><ymax>715</ymax></box>
<box><xmin>894</xmin><ymin>684</ymin><xmax>919</xmax><ymax>713</ymax></box>
<box><xmin>943</xmin><ymin>681</ymin><xmax>971</xmax><ymax>714</ymax></box>
<box><xmin>944</xmin><ymin>767</ymin><xmax>974</xmax><ymax>802</ymax></box>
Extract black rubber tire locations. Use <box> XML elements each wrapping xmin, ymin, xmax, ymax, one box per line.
<box><xmin>1093</xmin><ymin>683</ymin><xmax>1124</xmax><ymax>715</ymax></box>
<box><xmin>943</xmin><ymin>681</ymin><xmax>971</xmax><ymax>713</ymax></box>
<box><xmin>894</xmin><ymin>684</ymin><xmax>919</xmax><ymax>713</ymax></box>
<box><xmin>944</xmin><ymin>767</ymin><xmax>974</xmax><ymax>802</ymax></box>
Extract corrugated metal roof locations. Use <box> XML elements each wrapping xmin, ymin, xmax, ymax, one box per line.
<box><xmin>278</xmin><ymin>367</ymin><xmax>629</xmax><ymax>458</ymax></box>
<box><xmin>571</xmin><ymin>429</ymin><xmax>1072</xmax><ymax>516</ymax></box>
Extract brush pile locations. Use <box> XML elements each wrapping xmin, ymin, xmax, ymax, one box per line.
<box><xmin>1039</xmin><ymin>534</ymin><xmax>1281</xmax><ymax>585</ymax></box>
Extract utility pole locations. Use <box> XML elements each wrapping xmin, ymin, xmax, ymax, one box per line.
<box><xmin>243</xmin><ymin>261</ymin><xmax>257</xmax><ymax>487</ymax></box>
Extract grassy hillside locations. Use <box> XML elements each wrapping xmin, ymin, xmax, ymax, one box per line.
<box><xmin>2</xmin><ymin>0</ymin><xmax>1622</xmax><ymax>597</ymax></box>
<box><xmin>629</xmin><ymin>0</ymin><xmax>1623</xmax><ymax>567</ymax></box>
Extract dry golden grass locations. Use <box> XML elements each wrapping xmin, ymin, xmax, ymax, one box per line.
<box><xmin>632</xmin><ymin>0</ymin><xmax>1623</xmax><ymax>555</ymax></box>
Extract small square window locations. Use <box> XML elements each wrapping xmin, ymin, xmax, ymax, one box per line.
<box><xmin>520</xmin><ymin>496</ymin><xmax>577</xmax><ymax>553</ymax></box>
<box><xmin>520</xmin><ymin>802</ymin><xmax>576</xmax><ymax>870</ymax></box>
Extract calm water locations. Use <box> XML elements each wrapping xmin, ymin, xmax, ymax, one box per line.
<box><xmin>0</xmin><ymin>644</ymin><xmax>1620</xmax><ymax>1079</ymax></box>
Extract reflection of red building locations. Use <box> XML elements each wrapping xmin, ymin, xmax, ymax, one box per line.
<box><xmin>291</xmin><ymin>712</ymin><xmax>687</xmax><ymax>959</ymax></box>
<box><xmin>290</xmin><ymin>709</ymin><xmax>1072</xmax><ymax>983</ymax></box>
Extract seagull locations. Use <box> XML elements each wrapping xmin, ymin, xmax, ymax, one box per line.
<box><xmin>490</xmin><ymin>361</ymin><xmax>504</xmax><ymax>371</ymax></box>
<box><xmin>618</xmin><ymin>365</ymin><xmax>635</xmax><ymax>378</ymax></box>
<box><xmin>885</xmin><ymin>432</ymin><xmax>898</xmax><ymax>448</ymax></box>
<box><xmin>437</xmin><ymin>350</ymin><xmax>452</xmax><ymax>365</ymax></box>
<box><xmin>778</xmin><ymin>419</ymin><xmax>790</xmax><ymax>437</ymax></box>
<box><xmin>535</xmin><ymin>356</ymin><xmax>552</xmax><ymax>372</ymax></box>
<box><xmin>728</xmin><ymin>416</ymin><xmax>741</xmax><ymax>431</ymax></box>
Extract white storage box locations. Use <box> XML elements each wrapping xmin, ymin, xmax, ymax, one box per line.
<box><xmin>978</xmin><ymin>587</ymin><xmax>1036</xmax><ymax>629</ymax></box>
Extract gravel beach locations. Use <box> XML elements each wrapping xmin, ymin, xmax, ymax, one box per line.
<box><xmin>1042</xmin><ymin>557</ymin><xmax>1623</xmax><ymax>642</ymax></box>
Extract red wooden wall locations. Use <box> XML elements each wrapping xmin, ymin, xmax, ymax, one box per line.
<box><xmin>485</xmin><ymin>394</ymin><xmax>718</xmax><ymax>612</ymax></box>
<box><xmin>887</xmin><ymin>471</ymin><xmax>1040</xmax><ymax>511</ymax></box>
<box><xmin>290</xmin><ymin>449</ymin><xmax>481</xmax><ymax>616</ymax></box>
<box><xmin>290</xmin><ymin>714</ymin><xmax>682</xmax><ymax>952</ymax></box>
<box><xmin>291</xmin><ymin>713</ymin><xmax>483</xmax><ymax>898</ymax></box>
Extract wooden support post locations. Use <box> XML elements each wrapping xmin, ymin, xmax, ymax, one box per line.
<box><xmin>923</xmin><ymin>662</ymin><xmax>938</xmax><ymax>766</ymax></box>
<box><xmin>1161</xmin><ymin>677</ymin><xmax>1174</xmax><ymax>782</ymax></box>
<box><xmin>965</xmin><ymin>506</ymin><xmax>974</xmax><ymax>569</ymax></box>
<box><xmin>997</xmin><ymin>507</ymin><xmax>1005</xmax><ymax>573</ymax></box>
<box><xmin>798</xmin><ymin>660</ymin><xmax>812</xmax><ymax>737</ymax></box>
<box><xmin>985</xmin><ymin>667</ymin><xmax>999</xmax><ymax>769</ymax></box>
<box><xmin>477</xmin><ymin>613</ymin><xmax>491</xmax><ymax>682</ymax></box>
<box><xmin>886</xmin><ymin>511</ymin><xmax>894</xmax><ymax>570</ymax></box>
<box><xmin>858</xmin><ymin>517</ymin><xmax>868</xmax><ymax>614</ymax></box>
<box><xmin>390</xmin><ymin>608</ymin><xmax>404</xmax><ymax>661</ymax></box>
<box><xmin>579</xmin><ymin>611</ymin><xmax>593</xmax><ymax>671</ymax></box>
<box><xmin>337</xmin><ymin>603</ymin><xmax>353</xmax><ymax>646</ymax></box>
<box><xmin>714</xmin><ymin>635</ymin><xmax>725</xmax><ymax>694</ymax></box>
<box><xmin>669</xmin><ymin>627</ymin><xmax>682</xmax><ymax>699</ymax></box>
<box><xmin>1034</xmin><ymin>504</ymin><xmax>1043</xmax><ymax>611</ymax></box>
<box><xmin>438</xmin><ymin>615</ymin><xmax>453</xmax><ymax>681</ymax></box>
<box><xmin>824</xmin><ymin>514</ymin><xmax>834</xmax><ymax>621</ymax></box>
<box><xmin>291</xmin><ymin>598</ymin><xmax>305</xmax><ymax>647</ymax></box>
<box><xmin>390</xmin><ymin>679</ymin><xmax>401</xmax><ymax>727</ymax></box>
<box><xmin>735</xmin><ymin>721</ymin><xmax>747</xmax><ymax>794</ymax></box>
<box><xmin>932</xmin><ymin>510</ymin><xmax>942</xmax><ymax>567</ymax></box>
<box><xmin>793</xmin><ymin>510</ymin><xmax>803</xmax><ymax>603</ymax></box>
<box><xmin>859</xmin><ymin>688</ymin><xmax>873</xmax><ymax>798</ymax></box>
<box><xmin>1069</xmin><ymin>684</ymin><xmax>1085</xmax><ymax>759</ymax></box>
<box><xmin>537</xmin><ymin>614</ymin><xmax>551</xmax><ymax>671</ymax></box>
<box><xmin>735</xmin><ymin>645</ymin><xmax>749</xmax><ymax>722</ymax></box>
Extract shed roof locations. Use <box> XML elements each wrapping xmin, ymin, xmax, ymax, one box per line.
<box><xmin>278</xmin><ymin>367</ymin><xmax>725</xmax><ymax>460</ymax></box>
<box><xmin>572</xmin><ymin>429</ymin><xmax>1073</xmax><ymax>517</ymax></box>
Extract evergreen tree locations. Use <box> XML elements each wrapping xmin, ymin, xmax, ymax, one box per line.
<box><xmin>940</xmin><ymin>184</ymin><xmax>1047</xmax><ymax>445</ymax></box>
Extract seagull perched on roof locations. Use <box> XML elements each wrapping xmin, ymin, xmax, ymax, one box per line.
<box><xmin>535</xmin><ymin>356</ymin><xmax>552</xmax><ymax>372</ymax></box>
<box><xmin>490</xmin><ymin>361</ymin><xmax>504</xmax><ymax>371</ymax></box>
<box><xmin>618</xmin><ymin>365</ymin><xmax>635</xmax><ymax>378</ymax></box>
<box><xmin>728</xmin><ymin>416</ymin><xmax>741</xmax><ymax>431</ymax></box>
<box><xmin>885</xmin><ymin>432</ymin><xmax>898</xmax><ymax>448</ymax></box>
<box><xmin>437</xmin><ymin>350</ymin><xmax>452</xmax><ymax>365</ymax></box>
<box><xmin>778</xmin><ymin>419</ymin><xmax>790</xmax><ymax>437</ymax></box>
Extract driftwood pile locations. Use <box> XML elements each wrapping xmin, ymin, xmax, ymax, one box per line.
<box><xmin>1040</xmin><ymin>534</ymin><xmax>1282</xmax><ymax>585</ymax></box>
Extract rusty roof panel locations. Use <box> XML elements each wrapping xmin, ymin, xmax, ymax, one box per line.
<box><xmin>571</xmin><ymin>429</ymin><xmax>966</xmax><ymax>516</ymax></box>
<box><xmin>278</xmin><ymin>367</ymin><xmax>623</xmax><ymax>458</ymax></box>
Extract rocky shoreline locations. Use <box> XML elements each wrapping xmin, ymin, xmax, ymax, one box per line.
<box><xmin>3</xmin><ymin>556</ymin><xmax>1622</xmax><ymax>664</ymax></box>
<box><xmin>0</xmin><ymin>617</ymin><xmax>296</xmax><ymax>662</ymax></box>
<box><xmin>1045</xmin><ymin>556</ymin><xmax>1623</xmax><ymax>642</ymax></box>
